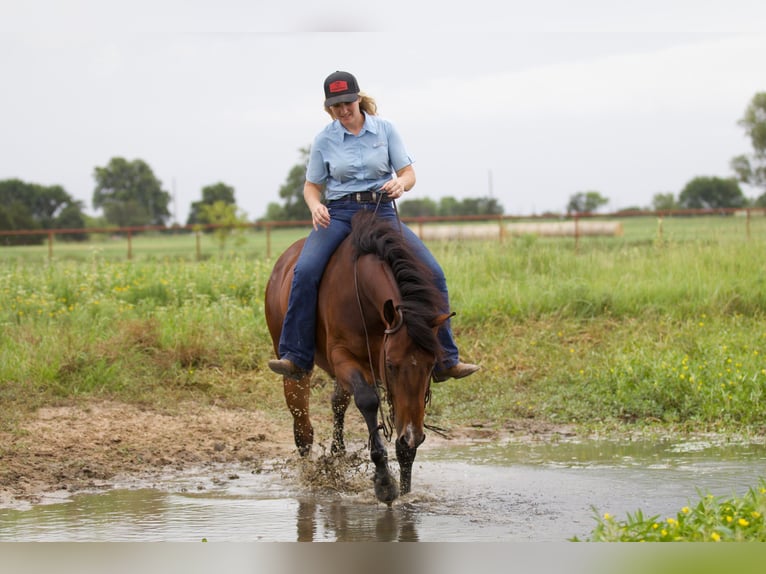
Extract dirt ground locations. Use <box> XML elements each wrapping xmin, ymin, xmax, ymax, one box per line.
<box><xmin>0</xmin><ymin>400</ymin><xmax>574</xmax><ymax>509</ymax></box>
<box><xmin>0</xmin><ymin>401</ymin><xmax>292</xmax><ymax>508</ymax></box>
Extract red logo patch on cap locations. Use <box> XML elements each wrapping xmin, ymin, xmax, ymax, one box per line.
<box><xmin>329</xmin><ymin>80</ymin><xmax>349</xmax><ymax>93</ymax></box>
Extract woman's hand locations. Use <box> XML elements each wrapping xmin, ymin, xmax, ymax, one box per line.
<box><xmin>381</xmin><ymin>164</ymin><xmax>415</xmax><ymax>199</ymax></box>
<box><xmin>311</xmin><ymin>203</ymin><xmax>331</xmax><ymax>230</ymax></box>
<box><xmin>380</xmin><ymin>178</ymin><xmax>406</xmax><ymax>199</ymax></box>
<box><xmin>304</xmin><ymin>181</ymin><xmax>330</xmax><ymax>230</ymax></box>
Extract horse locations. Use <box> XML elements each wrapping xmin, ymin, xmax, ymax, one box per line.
<box><xmin>264</xmin><ymin>210</ymin><xmax>451</xmax><ymax>504</ymax></box>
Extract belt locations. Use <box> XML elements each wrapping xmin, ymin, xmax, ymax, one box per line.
<box><xmin>328</xmin><ymin>191</ymin><xmax>392</xmax><ymax>204</ymax></box>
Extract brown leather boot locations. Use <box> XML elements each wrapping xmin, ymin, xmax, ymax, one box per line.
<box><xmin>268</xmin><ymin>358</ymin><xmax>309</xmax><ymax>378</ymax></box>
<box><xmin>432</xmin><ymin>362</ymin><xmax>480</xmax><ymax>383</ymax></box>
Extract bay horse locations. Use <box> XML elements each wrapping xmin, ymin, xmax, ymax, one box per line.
<box><xmin>264</xmin><ymin>210</ymin><xmax>450</xmax><ymax>504</ymax></box>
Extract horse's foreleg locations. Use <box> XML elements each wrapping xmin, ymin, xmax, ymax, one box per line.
<box><xmin>395</xmin><ymin>440</ymin><xmax>418</xmax><ymax>495</ymax></box>
<box><xmin>347</xmin><ymin>370</ymin><xmax>399</xmax><ymax>504</ymax></box>
<box><xmin>283</xmin><ymin>372</ymin><xmax>313</xmax><ymax>456</ymax></box>
<box><xmin>330</xmin><ymin>382</ymin><xmax>351</xmax><ymax>455</ymax></box>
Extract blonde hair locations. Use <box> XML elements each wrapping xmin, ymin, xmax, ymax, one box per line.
<box><xmin>324</xmin><ymin>91</ymin><xmax>377</xmax><ymax>118</ymax></box>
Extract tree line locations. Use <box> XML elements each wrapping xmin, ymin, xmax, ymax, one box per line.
<box><xmin>3</xmin><ymin>92</ymin><xmax>766</xmax><ymax>245</ymax></box>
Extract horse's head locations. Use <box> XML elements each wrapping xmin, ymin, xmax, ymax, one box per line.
<box><xmin>348</xmin><ymin>210</ymin><xmax>453</xmax><ymax>497</ymax></box>
<box><xmin>380</xmin><ymin>299</ymin><xmax>451</xmax><ymax>450</ymax></box>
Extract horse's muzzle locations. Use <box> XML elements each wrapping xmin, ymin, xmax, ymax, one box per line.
<box><xmin>398</xmin><ymin>425</ymin><xmax>426</xmax><ymax>450</ymax></box>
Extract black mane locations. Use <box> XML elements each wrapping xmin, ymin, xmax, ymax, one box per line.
<box><xmin>349</xmin><ymin>210</ymin><xmax>444</xmax><ymax>358</ymax></box>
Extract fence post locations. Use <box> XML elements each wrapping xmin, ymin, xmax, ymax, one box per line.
<box><xmin>747</xmin><ymin>208</ymin><xmax>752</xmax><ymax>240</ymax></box>
<box><xmin>127</xmin><ymin>230</ymin><xmax>133</xmax><ymax>260</ymax></box>
<box><xmin>195</xmin><ymin>230</ymin><xmax>201</xmax><ymax>261</ymax></box>
<box><xmin>574</xmin><ymin>214</ymin><xmax>580</xmax><ymax>252</ymax></box>
<box><xmin>47</xmin><ymin>231</ymin><xmax>54</xmax><ymax>260</ymax></box>
<box><xmin>266</xmin><ymin>223</ymin><xmax>272</xmax><ymax>259</ymax></box>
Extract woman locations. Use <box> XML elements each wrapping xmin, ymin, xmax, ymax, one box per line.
<box><xmin>268</xmin><ymin>70</ymin><xmax>479</xmax><ymax>383</ymax></box>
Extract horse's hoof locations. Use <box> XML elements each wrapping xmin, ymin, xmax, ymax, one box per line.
<box><xmin>374</xmin><ymin>476</ymin><xmax>399</xmax><ymax>504</ymax></box>
<box><xmin>297</xmin><ymin>444</ymin><xmax>311</xmax><ymax>457</ymax></box>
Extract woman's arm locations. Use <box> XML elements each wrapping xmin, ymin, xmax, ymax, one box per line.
<box><xmin>304</xmin><ymin>180</ymin><xmax>330</xmax><ymax>230</ymax></box>
<box><xmin>380</xmin><ymin>164</ymin><xmax>416</xmax><ymax>199</ymax></box>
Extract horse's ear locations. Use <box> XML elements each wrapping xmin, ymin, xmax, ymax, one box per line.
<box><xmin>384</xmin><ymin>299</ymin><xmax>397</xmax><ymax>325</ymax></box>
<box><xmin>432</xmin><ymin>311</ymin><xmax>456</xmax><ymax>329</ymax></box>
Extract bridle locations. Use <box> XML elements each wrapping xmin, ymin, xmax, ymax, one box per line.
<box><xmin>353</xmin><ymin>255</ymin><xmax>397</xmax><ymax>442</ymax></box>
<box><xmin>351</xmin><ymin>191</ymin><xmax>434</xmax><ymax>445</ymax></box>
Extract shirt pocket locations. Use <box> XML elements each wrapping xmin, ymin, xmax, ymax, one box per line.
<box><xmin>367</xmin><ymin>141</ymin><xmax>391</xmax><ymax>177</ymax></box>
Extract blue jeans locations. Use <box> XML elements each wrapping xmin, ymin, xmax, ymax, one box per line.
<box><xmin>277</xmin><ymin>200</ymin><xmax>460</xmax><ymax>372</ymax></box>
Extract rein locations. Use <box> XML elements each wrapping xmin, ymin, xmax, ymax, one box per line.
<box><xmin>354</xmin><ymin>257</ymin><xmax>394</xmax><ymax>443</ymax></box>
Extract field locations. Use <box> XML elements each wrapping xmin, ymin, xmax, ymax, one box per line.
<box><xmin>2</xmin><ymin>214</ymin><xmax>766</xmax><ymax>508</ymax></box>
<box><xmin>2</xmin><ymin>214</ymin><xmax>766</xmax><ymax>429</ymax></box>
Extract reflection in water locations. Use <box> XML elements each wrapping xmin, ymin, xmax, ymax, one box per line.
<box><xmin>2</xmin><ymin>438</ymin><xmax>766</xmax><ymax>541</ymax></box>
<box><xmin>295</xmin><ymin>499</ymin><xmax>419</xmax><ymax>542</ymax></box>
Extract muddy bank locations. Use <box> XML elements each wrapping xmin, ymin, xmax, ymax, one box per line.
<box><xmin>0</xmin><ymin>400</ymin><xmax>575</xmax><ymax>509</ymax></box>
<box><xmin>0</xmin><ymin>401</ymin><xmax>294</xmax><ymax>507</ymax></box>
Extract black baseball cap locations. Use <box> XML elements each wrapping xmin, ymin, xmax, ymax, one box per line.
<box><xmin>323</xmin><ymin>71</ymin><xmax>360</xmax><ymax>107</ymax></box>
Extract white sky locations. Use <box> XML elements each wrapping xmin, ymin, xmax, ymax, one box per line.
<box><xmin>1</xmin><ymin>0</ymin><xmax>765</xmax><ymax>223</ymax></box>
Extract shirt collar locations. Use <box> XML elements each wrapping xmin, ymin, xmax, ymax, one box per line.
<box><xmin>334</xmin><ymin>112</ymin><xmax>378</xmax><ymax>141</ymax></box>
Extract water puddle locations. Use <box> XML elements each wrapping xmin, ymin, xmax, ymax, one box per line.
<box><xmin>2</xmin><ymin>437</ymin><xmax>765</xmax><ymax>541</ymax></box>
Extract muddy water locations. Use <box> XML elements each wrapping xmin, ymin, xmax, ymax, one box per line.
<box><xmin>2</xmin><ymin>437</ymin><xmax>766</xmax><ymax>541</ymax></box>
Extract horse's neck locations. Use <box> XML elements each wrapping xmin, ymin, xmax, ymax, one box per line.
<box><xmin>355</xmin><ymin>254</ymin><xmax>400</xmax><ymax>316</ymax></box>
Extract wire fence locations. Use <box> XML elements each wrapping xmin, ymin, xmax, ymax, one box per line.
<box><xmin>2</xmin><ymin>208</ymin><xmax>766</xmax><ymax>261</ymax></box>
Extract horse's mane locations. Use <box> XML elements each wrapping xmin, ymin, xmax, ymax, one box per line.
<box><xmin>349</xmin><ymin>210</ymin><xmax>444</xmax><ymax>358</ymax></box>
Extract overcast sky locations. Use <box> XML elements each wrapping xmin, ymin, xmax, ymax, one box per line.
<box><xmin>2</xmin><ymin>1</ymin><xmax>765</xmax><ymax>223</ymax></box>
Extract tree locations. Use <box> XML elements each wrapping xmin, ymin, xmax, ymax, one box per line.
<box><xmin>398</xmin><ymin>197</ymin><xmax>438</xmax><ymax>217</ymax></box>
<box><xmin>567</xmin><ymin>191</ymin><xmax>609</xmax><ymax>214</ymax></box>
<box><xmin>438</xmin><ymin>196</ymin><xmax>461</xmax><ymax>216</ymax></box>
<box><xmin>678</xmin><ymin>176</ymin><xmax>745</xmax><ymax>210</ymax></box>
<box><xmin>458</xmin><ymin>196</ymin><xmax>504</xmax><ymax>216</ymax></box>
<box><xmin>92</xmin><ymin>157</ymin><xmax>170</xmax><ymax>227</ymax></box>
<box><xmin>198</xmin><ymin>201</ymin><xmax>249</xmax><ymax>252</ymax></box>
<box><xmin>651</xmin><ymin>192</ymin><xmax>679</xmax><ymax>212</ymax></box>
<box><xmin>398</xmin><ymin>195</ymin><xmax>503</xmax><ymax>217</ymax></box>
<box><xmin>730</xmin><ymin>92</ymin><xmax>766</xmax><ymax>203</ymax></box>
<box><xmin>264</xmin><ymin>147</ymin><xmax>311</xmax><ymax>221</ymax></box>
<box><xmin>0</xmin><ymin>179</ymin><xmax>86</xmax><ymax>245</ymax></box>
<box><xmin>187</xmin><ymin>182</ymin><xmax>236</xmax><ymax>226</ymax></box>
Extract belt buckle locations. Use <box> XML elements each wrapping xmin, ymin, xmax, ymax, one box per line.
<box><xmin>355</xmin><ymin>192</ymin><xmax>362</xmax><ymax>203</ymax></box>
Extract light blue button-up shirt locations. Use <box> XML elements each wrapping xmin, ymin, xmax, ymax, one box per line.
<box><xmin>306</xmin><ymin>113</ymin><xmax>414</xmax><ymax>201</ymax></box>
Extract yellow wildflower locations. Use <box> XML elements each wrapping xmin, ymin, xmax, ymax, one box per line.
<box><xmin>738</xmin><ymin>518</ymin><xmax>750</xmax><ymax>527</ymax></box>
<box><xmin>711</xmin><ymin>532</ymin><xmax>721</xmax><ymax>542</ymax></box>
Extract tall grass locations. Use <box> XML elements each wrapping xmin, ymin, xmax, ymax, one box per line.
<box><xmin>576</xmin><ymin>480</ymin><xmax>766</xmax><ymax>541</ymax></box>
<box><xmin>2</xmin><ymin>216</ymin><xmax>766</xmax><ymax>434</ymax></box>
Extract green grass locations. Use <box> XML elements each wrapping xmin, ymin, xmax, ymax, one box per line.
<box><xmin>575</xmin><ymin>480</ymin><xmax>766</xmax><ymax>541</ymax></box>
<box><xmin>2</xmin><ymin>214</ymin><xmax>766</xmax><ymax>437</ymax></box>
<box><xmin>0</xmin><ymin>226</ymin><xmax>312</xmax><ymax>263</ymax></box>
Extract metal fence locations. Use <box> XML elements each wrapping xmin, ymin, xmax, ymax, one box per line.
<box><xmin>2</xmin><ymin>208</ymin><xmax>766</xmax><ymax>261</ymax></box>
